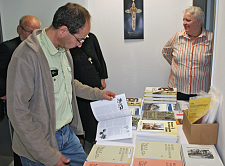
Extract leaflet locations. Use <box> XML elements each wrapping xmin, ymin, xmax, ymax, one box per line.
<box><xmin>91</xmin><ymin>94</ymin><xmax>132</xmax><ymax>141</ymax></box>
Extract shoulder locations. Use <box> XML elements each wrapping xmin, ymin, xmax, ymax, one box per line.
<box><xmin>88</xmin><ymin>32</ymin><xmax>96</xmax><ymax>38</ymax></box>
<box><xmin>204</xmin><ymin>28</ymin><xmax>213</xmax><ymax>36</ymax></box>
<box><xmin>176</xmin><ymin>29</ymin><xmax>185</xmax><ymax>37</ymax></box>
<box><xmin>0</xmin><ymin>37</ymin><xmax>21</xmax><ymax>52</ymax></box>
<box><xmin>12</xmin><ymin>31</ymin><xmax>42</xmax><ymax>61</ymax></box>
<box><xmin>88</xmin><ymin>32</ymin><xmax>98</xmax><ymax>41</ymax></box>
<box><xmin>166</xmin><ymin>30</ymin><xmax>183</xmax><ymax>43</ymax></box>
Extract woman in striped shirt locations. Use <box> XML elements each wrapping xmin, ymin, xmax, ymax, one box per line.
<box><xmin>162</xmin><ymin>6</ymin><xmax>213</xmax><ymax>100</ymax></box>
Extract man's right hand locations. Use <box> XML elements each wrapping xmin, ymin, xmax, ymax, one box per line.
<box><xmin>54</xmin><ymin>155</ymin><xmax>70</xmax><ymax>166</ymax></box>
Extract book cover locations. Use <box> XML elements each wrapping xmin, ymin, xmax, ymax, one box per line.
<box><xmin>181</xmin><ymin>144</ymin><xmax>224</xmax><ymax>166</ymax></box>
<box><xmin>132</xmin><ymin>116</ymin><xmax>140</xmax><ymax>130</ymax></box>
<box><xmin>132</xmin><ymin>158</ymin><xmax>183</xmax><ymax>166</ymax></box>
<box><xmin>143</xmin><ymin>96</ymin><xmax>177</xmax><ymax>101</ymax></box>
<box><xmin>143</xmin><ymin>99</ymin><xmax>177</xmax><ymax>105</ymax></box>
<box><xmin>83</xmin><ymin>161</ymin><xmax>130</xmax><ymax>166</ymax></box>
<box><xmin>144</xmin><ymin>94</ymin><xmax>177</xmax><ymax>97</ymax></box>
<box><xmin>126</xmin><ymin>98</ymin><xmax>142</xmax><ymax>106</ymax></box>
<box><xmin>137</xmin><ymin>120</ymin><xmax>178</xmax><ymax>134</ymax></box>
<box><xmin>87</xmin><ymin>144</ymin><xmax>134</xmax><ymax>164</ymax></box>
<box><xmin>144</xmin><ymin>87</ymin><xmax>177</xmax><ymax>96</ymax></box>
<box><xmin>127</xmin><ymin>98</ymin><xmax>142</xmax><ymax>115</ymax></box>
<box><xmin>142</xmin><ymin>110</ymin><xmax>175</xmax><ymax>121</ymax></box>
<box><xmin>134</xmin><ymin>141</ymin><xmax>181</xmax><ymax>161</ymax></box>
<box><xmin>142</xmin><ymin>103</ymin><xmax>173</xmax><ymax>112</ymax></box>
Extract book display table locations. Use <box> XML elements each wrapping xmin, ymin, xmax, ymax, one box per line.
<box><xmin>97</xmin><ymin>125</ymin><xmax>188</xmax><ymax>147</ymax></box>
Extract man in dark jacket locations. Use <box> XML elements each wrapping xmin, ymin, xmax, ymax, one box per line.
<box><xmin>70</xmin><ymin>32</ymin><xmax>108</xmax><ymax>154</ymax></box>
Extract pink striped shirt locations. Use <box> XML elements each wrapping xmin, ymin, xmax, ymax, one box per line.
<box><xmin>162</xmin><ymin>28</ymin><xmax>213</xmax><ymax>94</ymax></box>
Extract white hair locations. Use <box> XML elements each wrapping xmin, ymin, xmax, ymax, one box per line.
<box><xmin>183</xmin><ymin>6</ymin><xmax>204</xmax><ymax>27</ymax></box>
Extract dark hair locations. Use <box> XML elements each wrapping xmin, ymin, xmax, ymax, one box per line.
<box><xmin>52</xmin><ymin>3</ymin><xmax>91</xmax><ymax>34</ymax></box>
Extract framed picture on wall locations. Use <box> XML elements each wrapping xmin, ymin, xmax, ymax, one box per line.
<box><xmin>124</xmin><ymin>0</ymin><xmax>144</xmax><ymax>39</ymax></box>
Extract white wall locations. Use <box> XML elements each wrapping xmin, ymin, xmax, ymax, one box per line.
<box><xmin>0</xmin><ymin>0</ymin><xmax>192</xmax><ymax>98</ymax></box>
<box><xmin>88</xmin><ymin>0</ymin><xmax>192</xmax><ymax>98</ymax></box>
<box><xmin>212</xmin><ymin>0</ymin><xmax>225</xmax><ymax>163</ymax></box>
<box><xmin>1</xmin><ymin>0</ymin><xmax>225</xmax><ymax>164</ymax></box>
<box><xmin>1</xmin><ymin>0</ymin><xmax>88</xmax><ymax>40</ymax></box>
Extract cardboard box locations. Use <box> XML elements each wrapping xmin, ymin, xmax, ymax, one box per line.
<box><xmin>182</xmin><ymin>110</ymin><xmax>218</xmax><ymax>145</ymax></box>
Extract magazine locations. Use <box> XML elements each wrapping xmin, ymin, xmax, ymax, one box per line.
<box><xmin>181</xmin><ymin>144</ymin><xmax>224</xmax><ymax>166</ymax></box>
<box><xmin>90</xmin><ymin>94</ymin><xmax>132</xmax><ymax>141</ymax></box>
<box><xmin>87</xmin><ymin>144</ymin><xmax>133</xmax><ymax>164</ymax></box>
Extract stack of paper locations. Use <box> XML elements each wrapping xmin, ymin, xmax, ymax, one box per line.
<box><xmin>86</xmin><ymin>144</ymin><xmax>134</xmax><ymax>165</ymax></box>
<box><xmin>133</xmin><ymin>141</ymin><xmax>183</xmax><ymax>166</ymax></box>
<box><xmin>136</xmin><ymin>120</ymin><xmax>178</xmax><ymax>143</ymax></box>
<box><xmin>143</xmin><ymin>87</ymin><xmax>177</xmax><ymax>105</ymax></box>
<box><xmin>180</xmin><ymin>144</ymin><xmax>224</xmax><ymax>166</ymax></box>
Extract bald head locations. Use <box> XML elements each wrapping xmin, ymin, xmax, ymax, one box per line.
<box><xmin>17</xmin><ymin>15</ymin><xmax>41</xmax><ymax>41</ymax></box>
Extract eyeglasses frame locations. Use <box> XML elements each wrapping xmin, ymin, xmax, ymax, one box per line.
<box><xmin>20</xmin><ymin>25</ymin><xmax>33</xmax><ymax>35</ymax></box>
<box><xmin>71</xmin><ymin>33</ymin><xmax>85</xmax><ymax>45</ymax></box>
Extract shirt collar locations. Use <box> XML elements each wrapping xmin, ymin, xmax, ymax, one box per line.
<box><xmin>40</xmin><ymin>28</ymin><xmax>66</xmax><ymax>56</ymax></box>
<box><xmin>179</xmin><ymin>28</ymin><xmax>207</xmax><ymax>38</ymax></box>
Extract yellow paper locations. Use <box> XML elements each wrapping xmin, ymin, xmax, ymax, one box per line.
<box><xmin>134</xmin><ymin>141</ymin><xmax>181</xmax><ymax>160</ymax></box>
<box><xmin>87</xmin><ymin>144</ymin><xmax>133</xmax><ymax>164</ymax></box>
<box><xmin>188</xmin><ymin>96</ymin><xmax>211</xmax><ymax>124</ymax></box>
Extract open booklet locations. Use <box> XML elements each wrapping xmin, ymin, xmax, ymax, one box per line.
<box><xmin>90</xmin><ymin>93</ymin><xmax>132</xmax><ymax>141</ymax></box>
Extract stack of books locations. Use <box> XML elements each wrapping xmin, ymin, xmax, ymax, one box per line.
<box><xmin>142</xmin><ymin>103</ymin><xmax>175</xmax><ymax>120</ymax></box>
<box><xmin>133</xmin><ymin>141</ymin><xmax>183</xmax><ymax>166</ymax></box>
<box><xmin>126</xmin><ymin>98</ymin><xmax>142</xmax><ymax>130</ymax></box>
<box><xmin>143</xmin><ymin>87</ymin><xmax>177</xmax><ymax>105</ymax></box>
<box><xmin>85</xmin><ymin>144</ymin><xmax>134</xmax><ymax>165</ymax></box>
<box><xmin>136</xmin><ymin>120</ymin><xmax>178</xmax><ymax>143</ymax></box>
<box><xmin>180</xmin><ymin>144</ymin><xmax>224</xmax><ymax>166</ymax></box>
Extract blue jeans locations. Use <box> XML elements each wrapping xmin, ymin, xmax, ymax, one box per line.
<box><xmin>20</xmin><ymin>125</ymin><xmax>87</xmax><ymax>166</ymax></box>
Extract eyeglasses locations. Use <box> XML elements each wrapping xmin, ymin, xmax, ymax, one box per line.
<box><xmin>20</xmin><ymin>26</ymin><xmax>33</xmax><ymax>35</ymax></box>
<box><xmin>71</xmin><ymin>34</ymin><xmax>85</xmax><ymax>45</ymax></box>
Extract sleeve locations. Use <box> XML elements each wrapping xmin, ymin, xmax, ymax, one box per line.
<box><xmin>162</xmin><ymin>33</ymin><xmax>177</xmax><ymax>65</ymax></box>
<box><xmin>74</xmin><ymin>79</ymin><xmax>104</xmax><ymax>100</ymax></box>
<box><xmin>0</xmin><ymin>43</ymin><xmax>12</xmax><ymax>97</ymax></box>
<box><xmin>7</xmin><ymin>56</ymin><xmax>61</xmax><ymax>165</ymax></box>
<box><xmin>92</xmin><ymin>34</ymin><xmax>108</xmax><ymax>79</ymax></box>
